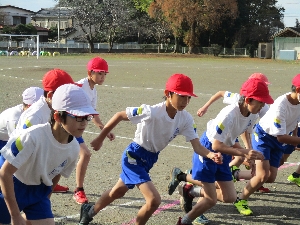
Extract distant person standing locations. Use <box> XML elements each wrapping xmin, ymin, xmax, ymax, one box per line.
<box><xmin>73</xmin><ymin>56</ymin><xmax>115</xmax><ymax>204</ymax></box>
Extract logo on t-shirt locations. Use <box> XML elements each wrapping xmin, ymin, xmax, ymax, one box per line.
<box><xmin>274</xmin><ymin>118</ymin><xmax>281</xmax><ymax>128</ymax></box>
<box><xmin>216</xmin><ymin>123</ymin><xmax>225</xmax><ymax>134</ymax></box>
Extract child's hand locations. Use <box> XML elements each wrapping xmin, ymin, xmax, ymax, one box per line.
<box><xmin>106</xmin><ymin>132</ymin><xmax>115</xmax><ymax>141</ymax></box>
<box><xmin>197</xmin><ymin>106</ymin><xmax>208</xmax><ymax>117</ymax></box>
<box><xmin>247</xmin><ymin>150</ymin><xmax>264</xmax><ymax>161</ymax></box>
<box><xmin>212</xmin><ymin>152</ymin><xmax>223</xmax><ymax>164</ymax></box>
<box><xmin>90</xmin><ymin>139</ymin><xmax>103</xmax><ymax>151</ymax></box>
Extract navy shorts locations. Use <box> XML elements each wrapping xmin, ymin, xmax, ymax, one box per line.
<box><xmin>282</xmin><ymin>127</ymin><xmax>300</xmax><ymax>154</ymax></box>
<box><xmin>192</xmin><ymin>132</ymin><xmax>232</xmax><ymax>183</ymax></box>
<box><xmin>76</xmin><ymin>136</ymin><xmax>84</xmax><ymax>144</ymax></box>
<box><xmin>120</xmin><ymin>142</ymin><xmax>159</xmax><ymax>189</ymax></box>
<box><xmin>252</xmin><ymin>124</ymin><xmax>284</xmax><ymax>168</ymax></box>
<box><xmin>0</xmin><ymin>176</ymin><xmax>53</xmax><ymax>224</ymax></box>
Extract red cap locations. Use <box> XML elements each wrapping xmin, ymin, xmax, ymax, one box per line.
<box><xmin>87</xmin><ymin>57</ymin><xmax>109</xmax><ymax>73</ymax></box>
<box><xmin>240</xmin><ymin>78</ymin><xmax>274</xmax><ymax>104</ymax></box>
<box><xmin>42</xmin><ymin>69</ymin><xmax>75</xmax><ymax>91</ymax></box>
<box><xmin>292</xmin><ymin>74</ymin><xmax>300</xmax><ymax>87</ymax></box>
<box><xmin>248</xmin><ymin>73</ymin><xmax>270</xmax><ymax>85</ymax></box>
<box><xmin>165</xmin><ymin>74</ymin><xmax>197</xmax><ymax>97</ymax></box>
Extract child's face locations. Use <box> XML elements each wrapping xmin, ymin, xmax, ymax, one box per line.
<box><xmin>247</xmin><ymin>98</ymin><xmax>265</xmax><ymax>114</ymax></box>
<box><xmin>63</xmin><ymin>113</ymin><xmax>92</xmax><ymax>137</ymax></box>
<box><xmin>169</xmin><ymin>93</ymin><xmax>191</xmax><ymax>111</ymax></box>
<box><xmin>90</xmin><ymin>71</ymin><xmax>107</xmax><ymax>85</ymax></box>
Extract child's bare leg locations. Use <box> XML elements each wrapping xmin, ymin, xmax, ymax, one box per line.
<box><xmin>215</xmin><ymin>181</ymin><xmax>236</xmax><ymax>203</ymax></box>
<box><xmin>240</xmin><ymin>160</ymin><xmax>276</xmax><ymax>199</ymax></box>
<box><xmin>29</xmin><ymin>219</ymin><xmax>55</xmax><ymax>225</ymax></box>
<box><xmin>187</xmin><ymin>182</ymin><xmax>216</xmax><ymax>220</ymax></box>
<box><xmin>76</xmin><ymin>143</ymin><xmax>91</xmax><ymax>189</ymax></box>
<box><xmin>135</xmin><ymin>181</ymin><xmax>161</xmax><ymax>225</ymax></box>
<box><xmin>238</xmin><ymin>171</ymin><xmax>253</xmax><ymax>180</ymax></box>
<box><xmin>94</xmin><ymin>179</ymin><xmax>129</xmax><ymax>213</ymax></box>
<box><xmin>280</xmin><ymin>154</ymin><xmax>290</xmax><ymax>166</ymax></box>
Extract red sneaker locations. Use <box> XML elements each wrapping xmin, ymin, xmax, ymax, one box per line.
<box><xmin>256</xmin><ymin>186</ymin><xmax>270</xmax><ymax>193</ymax></box>
<box><xmin>53</xmin><ymin>184</ymin><xmax>69</xmax><ymax>193</ymax></box>
<box><xmin>73</xmin><ymin>190</ymin><xmax>89</xmax><ymax>204</ymax></box>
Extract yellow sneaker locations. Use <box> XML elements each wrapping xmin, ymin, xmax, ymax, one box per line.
<box><xmin>234</xmin><ymin>199</ymin><xmax>253</xmax><ymax>216</ymax></box>
<box><xmin>287</xmin><ymin>174</ymin><xmax>300</xmax><ymax>186</ymax></box>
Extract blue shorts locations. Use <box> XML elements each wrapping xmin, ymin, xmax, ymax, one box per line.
<box><xmin>252</xmin><ymin>124</ymin><xmax>284</xmax><ymax>168</ymax></box>
<box><xmin>76</xmin><ymin>136</ymin><xmax>84</xmax><ymax>144</ymax></box>
<box><xmin>0</xmin><ymin>140</ymin><xmax>7</xmax><ymax>168</ymax></box>
<box><xmin>120</xmin><ymin>142</ymin><xmax>159</xmax><ymax>189</ymax></box>
<box><xmin>192</xmin><ymin>132</ymin><xmax>232</xmax><ymax>183</ymax></box>
<box><xmin>0</xmin><ymin>176</ymin><xmax>53</xmax><ymax>224</ymax></box>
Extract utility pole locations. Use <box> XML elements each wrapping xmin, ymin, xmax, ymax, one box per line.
<box><xmin>58</xmin><ymin>0</ymin><xmax>60</xmax><ymax>48</ymax></box>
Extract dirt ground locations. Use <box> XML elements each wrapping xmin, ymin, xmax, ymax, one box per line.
<box><xmin>0</xmin><ymin>54</ymin><xmax>300</xmax><ymax>225</ymax></box>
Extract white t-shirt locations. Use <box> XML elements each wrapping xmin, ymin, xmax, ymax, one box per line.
<box><xmin>206</xmin><ymin>102</ymin><xmax>259</xmax><ymax>146</ymax></box>
<box><xmin>0</xmin><ymin>123</ymin><xmax>79</xmax><ymax>186</ymax></box>
<box><xmin>15</xmin><ymin>96</ymin><xmax>51</xmax><ymax>133</ymax></box>
<box><xmin>259</xmin><ymin>93</ymin><xmax>300</xmax><ymax>136</ymax></box>
<box><xmin>77</xmin><ymin>78</ymin><xmax>97</xmax><ymax>109</ymax></box>
<box><xmin>0</xmin><ymin>104</ymin><xmax>23</xmax><ymax>141</ymax></box>
<box><xmin>223</xmin><ymin>91</ymin><xmax>269</xmax><ymax>118</ymax></box>
<box><xmin>126</xmin><ymin>102</ymin><xmax>198</xmax><ymax>153</ymax></box>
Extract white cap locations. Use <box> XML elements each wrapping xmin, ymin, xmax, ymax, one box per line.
<box><xmin>52</xmin><ymin>84</ymin><xmax>99</xmax><ymax>116</ymax></box>
<box><xmin>22</xmin><ymin>87</ymin><xmax>44</xmax><ymax>105</ymax></box>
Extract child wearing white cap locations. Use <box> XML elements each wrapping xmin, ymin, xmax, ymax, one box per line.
<box><xmin>0</xmin><ymin>84</ymin><xmax>98</xmax><ymax>225</ymax></box>
<box><xmin>0</xmin><ymin>87</ymin><xmax>43</xmax><ymax>167</ymax></box>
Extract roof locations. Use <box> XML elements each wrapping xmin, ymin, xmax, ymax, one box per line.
<box><xmin>32</xmin><ymin>7</ymin><xmax>72</xmax><ymax>18</ymax></box>
<box><xmin>271</xmin><ymin>27</ymin><xmax>300</xmax><ymax>39</ymax></box>
<box><xmin>0</xmin><ymin>5</ymin><xmax>35</xmax><ymax>13</ymax></box>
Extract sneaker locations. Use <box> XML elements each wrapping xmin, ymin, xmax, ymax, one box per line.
<box><xmin>73</xmin><ymin>190</ymin><xmax>89</xmax><ymax>204</ymax></box>
<box><xmin>234</xmin><ymin>199</ymin><xmax>253</xmax><ymax>216</ymax></box>
<box><xmin>193</xmin><ymin>214</ymin><xmax>209</xmax><ymax>224</ymax></box>
<box><xmin>256</xmin><ymin>186</ymin><xmax>270</xmax><ymax>193</ymax></box>
<box><xmin>178</xmin><ymin>182</ymin><xmax>194</xmax><ymax>213</ymax></box>
<box><xmin>176</xmin><ymin>217</ymin><xmax>193</xmax><ymax>225</ymax></box>
<box><xmin>287</xmin><ymin>174</ymin><xmax>300</xmax><ymax>186</ymax></box>
<box><xmin>53</xmin><ymin>184</ymin><xmax>69</xmax><ymax>193</ymax></box>
<box><xmin>168</xmin><ymin>167</ymin><xmax>183</xmax><ymax>195</ymax></box>
<box><xmin>78</xmin><ymin>203</ymin><xmax>94</xmax><ymax>225</ymax></box>
<box><xmin>230</xmin><ymin>166</ymin><xmax>240</xmax><ymax>182</ymax></box>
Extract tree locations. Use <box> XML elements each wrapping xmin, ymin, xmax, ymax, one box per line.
<box><xmin>296</xmin><ymin>19</ymin><xmax>300</xmax><ymax>28</ymax></box>
<box><xmin>149</xmin><ymin>0</ymin><xmax>238</xmax><ymax>54</ymax></box>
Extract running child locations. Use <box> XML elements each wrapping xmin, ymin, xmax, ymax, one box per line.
<box><xmin>0</xmin><ymin>83</ymin><xmax>98</xmax><ymax>225</ymax></box>
<box><xmin>13</xmin><ymin>68</ymin><xmax>78</xmax><ymax>193</ymax></box>
<box><xmin>77</xmin><ymin>73</ymin><xmax>222</xmax><ymax>225</ymax></box>
<box><xmin>168</xmin><ymin>78</ymin><xmax>273</xmax><ymax>225</ymax></box>
<box><xmin>234</xmin><ymin>73</ymin><xmax>300</xmax><ymax>216</ymax></box>
<box><xmin>73</xmin><ymin>56</ymin><xmax>115</xmax><ymax>204</ymax></box>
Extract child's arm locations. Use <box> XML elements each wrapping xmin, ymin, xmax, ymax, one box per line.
<box><xmin>197</xmin><ymin>91</ymin><xmax>226</xmax><ymax>117</ymax></box>
<box><xmin>240</xmin><ymin>131</ymin><xmax>252</xmax><ymax>149</ymax></box>
<box><xmin>92</xmin><ymin>114</ymin><xmax>115</xmax><ymax>141</ymax></box>
<box><xmin>190</xmin><ymin>138</ymin><xmax>222</xmax><ymax>164</ymax></box>
<box><xmin>277</xmin><ymin>134</ymin><xmax>300</xmax><ymax>146</ymax></box>
<box><xmin>48</xmin><ymin>174</ymin><xmax>61</xmax><ymax>198</ymax></box>
<box><xmin>212</xmin><ymin>139</ymin><xmax>264</xmax><ymax>160</ymax></box>
<box><xmin>0</xmin><ymin>161</ymin><xmax>26</xmax><ymax>224</ymax></box>
<box><xmin>90</xmin><ymin>111</ymin><xmax>129</xmax><ymax>151</ymax></box>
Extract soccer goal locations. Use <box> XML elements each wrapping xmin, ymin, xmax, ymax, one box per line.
<box><xmin>0</xmin><ymin>34</ymin><xmax>40</xmax><ymax>59</ymax></box>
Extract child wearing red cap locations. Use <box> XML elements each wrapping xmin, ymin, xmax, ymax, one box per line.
<box><xmin>234</xmin><ymin>73</ymin><xmax>300</xmax><ymax>216</ymax></box>
<box><xmin>0</xmin><ymin>84</ymin><xmax>98</xmax><ymax>225</ymax></box>
<box><xmin>13</xmin><ymin>68</ymin><xmax>77</xmax><ymax>193</ymax></box>
<box><xmin>196</xmin><ymin>72</ymin><xmax>271</xmax><ymax>193</ymax></box>
<box><xmin>77</xmin><ymin>73</ymin><xmax>222</xmax><ymax>225</ymax></box>
<box><xmin>73</xmin><ymin>56</ymin><xmax>115</xmax><ymax>204</ymax></box>
<box><xmin>168</xmin><ymin>78</ymin><xmax>273</xmax><ymax>225</ymax></box>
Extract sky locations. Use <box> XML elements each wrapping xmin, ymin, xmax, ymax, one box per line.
<box><xmin>1</xmin><ymin>0</ymin><xmax>299</xmax><ymax>27</ymax></box>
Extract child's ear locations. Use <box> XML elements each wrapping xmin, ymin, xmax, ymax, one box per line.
<box><xmin>164</xmin><ymin>90</ymin><xmax>170</xmax><ymax>97</ymax></box>
<box><xmin>54</xmin><ymin>112</ymin><xmax>62</xmax><ymax>122</ymax></box>
<box><xmin>88</xmin><ymin>70</ymin><xmax>92</xmax><ymax>76</ymax></box>
<box><xmin>46</xmin><ymin>91</ymin><xmax>54</xmax><ymax>100</ymax></box>
<box><xmin>296</xmin><ymin>87</ymin><xmax>300</xmax><ymax>94</ymax></box>
<box><xmin>245</xmin><ymin>97</ymin><xmax>250</xmax><ymax>104</ymax></box>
